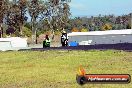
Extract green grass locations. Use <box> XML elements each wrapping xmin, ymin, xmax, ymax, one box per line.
<box><xmin>0</xmin><ymin>50</ymin><xmax>132</xmax><ymax>88</ymax></box>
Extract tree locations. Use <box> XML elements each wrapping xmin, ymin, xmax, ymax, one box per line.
<box><xmin>5</xmin><ymin>0</ymin><xmax>28</xmax><ymax>36</ymax></box>
<box><xmin>40</xmin><ymin>0</ymin><xmax>71</xmax><ymax>40</ymax></box>
<box><xmin>18</xmin><ymin>0</ymin><xmax>28</xmax><ymax>35</ymax></box>
<box><xmin>0</xmin><ymin>0</ymin><xmax>4</xmax><ymax>38</ymax></box>
<box><xmin>28</xmin><ymin>0</ymin><xmax>46</xmax><ymax>44</ymax></box>
<box><xmin>0</xmin><ymin>0</ymin><xmax>8</xmax><ymax>37</ymax></box>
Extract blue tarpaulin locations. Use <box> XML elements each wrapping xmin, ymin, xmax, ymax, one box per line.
<box><xmin>69</xmin><ymin>41</ymin><xmax>78</xmax><ymax>46</ymax></box>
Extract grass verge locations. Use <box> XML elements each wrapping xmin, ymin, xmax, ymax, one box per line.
<box><xmin>0</xmin><ymin>50</ymin><xmax>132</xmax><ymax>88</ymax></box>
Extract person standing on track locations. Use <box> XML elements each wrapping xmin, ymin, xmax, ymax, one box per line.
<box><xmin>61</xmin><ymin>31</ymin><xmax>68</xmax><ymax>46</ymax></box>
<box><xmin>43</xmin><ymin>35</ymin><xmax>51</xmax><ymax>48</ymax></box>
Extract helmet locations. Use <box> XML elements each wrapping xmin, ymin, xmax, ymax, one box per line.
<box><xmin>62</xmin><ymin>31</ymin><xmax>66</xmax><ymax>33</ymax></box>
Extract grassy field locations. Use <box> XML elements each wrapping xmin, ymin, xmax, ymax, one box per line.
<box><xmin>0</xmin><ymin>50</ymin><xmax>132</xmax><ymax>88</ymax></box>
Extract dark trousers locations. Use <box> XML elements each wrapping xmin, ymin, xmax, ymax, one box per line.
<box><xmin>61</xmin><ymin>40</ymin><xmax>68</xmax><ymax>46</ymax></box>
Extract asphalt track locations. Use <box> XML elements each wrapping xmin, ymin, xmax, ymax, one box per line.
<box><xmin>24</xmin><ymin>43</ymin><xmax>132</xmax><ymax>52</ymax></box>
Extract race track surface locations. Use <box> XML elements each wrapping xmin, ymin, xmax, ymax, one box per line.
<box><xmin>29</xmin><ymin>43</ymin><xmax>132</xmax><ymax>52</ymax></box>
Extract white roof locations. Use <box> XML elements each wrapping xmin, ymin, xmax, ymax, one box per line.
<box><xmin>68</xmin><ymin>29</ymin><xmax>132</xmax><ymax>36</ymax></box>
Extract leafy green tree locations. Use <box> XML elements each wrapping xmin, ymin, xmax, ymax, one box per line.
<box><xmin>5</xmin><ymin>0</ymin><xmax>28</xmax><ymax>36</ymax></box>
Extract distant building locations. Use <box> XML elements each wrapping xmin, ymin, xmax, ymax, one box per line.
<box><xmin>68</xmin><ymin>29</ymin><xmax>132</xmax><ymax>45</ymax></box>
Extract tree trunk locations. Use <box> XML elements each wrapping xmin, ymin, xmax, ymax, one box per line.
<box><xmin>19</xmin><ymin>23</ymin><xmax>23</xmax><ymax>35</ymax></box>
<box><xmin>0</xmin><ymin>15</ymin><xmax>3</xmax><ymax>38</ymax></box>
<box><xmin>51</xmin><ymin>29</ymin><xmax>55</xmax><ymax>40</ymax></box>
<box><xmin>19</xmin><ymin>9</ymin><xmax>23</xmax><ymax>36</ymax></box>
<box><xmin>31</xmin><ymin>16</ymin><xmax>37</xmax><ymax>44</ymax></box>
<box><xmin>0</xmin><ymin>23</ymin><xmax>2</xmax><ymax>38</ymax></box>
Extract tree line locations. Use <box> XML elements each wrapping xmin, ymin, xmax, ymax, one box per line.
<box><xmin>70</xmin><ymin>14</ymin><xmax>131</xmax><ymax>32</ymax></box>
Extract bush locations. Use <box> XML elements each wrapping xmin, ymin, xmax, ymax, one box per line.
<box><xmin>71</xmin><ymin>27</ymin><xmax>79</xmax><ymax>32</ymax></box>
<box><xmin>101</xmin><ymin>23</ymin><xmax>112</xmax><ymax>31</ymax></box>
<box><xmin>80</xmin><ymin>28</ymin><xmax>88</xmax><ymax>32</ymax></box>
<box><xmin>23</xmin><ymin>26</ymin><xmax>32</xmax><ymax>37</ymax></box>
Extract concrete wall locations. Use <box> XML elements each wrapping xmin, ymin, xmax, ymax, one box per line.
<box><xmin>68</xmin><ymin>34</ymin><xmax>132</xmax><ymax>45</ymax></box>
<box><xmin>0</xmin><ymin>37</ymin><xmax>28</xmax><ymax>51</ymax></box>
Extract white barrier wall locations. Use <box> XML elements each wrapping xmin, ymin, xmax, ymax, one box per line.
<box><xmin>0</xmin><ymin>37</ymin><xmax>28</xmax><ymax>51</ymax></box>
<box><xmin>68</xmin><ymin>34</ymin><xmax>132</xmax><ymax>45</ymax></box>
<box><xmin>68</xmin><ymin>29</ymin><xmax>132</xmax><ymax>45</ymax></box>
